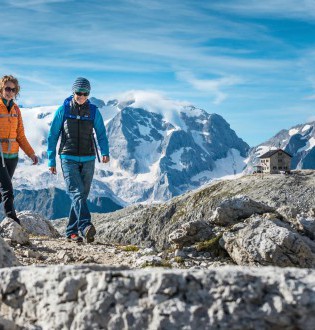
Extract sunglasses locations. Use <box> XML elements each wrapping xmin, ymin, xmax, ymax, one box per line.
<box><xmin>75</xmin><ymin>92</ymin><xmax>89</xmax><ymax>97</ymax></box>
<box><xmin>4</xmin><ymin>87</ymin><xmax>16</xmax><ymax>93</ymax></box>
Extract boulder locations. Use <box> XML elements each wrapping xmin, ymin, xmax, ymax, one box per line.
<box><xmin>0</xmin><ymin>218</ymin><xmax>30</xmax><ymax>245</ymax></box>
<box><xmin>168</xmin><ymin>220</ymin><xmax>213</xmax><ymax>248</ymax></box>
<box><xmin>17</xmin><ymin>211</ymin><xmax>60</xmax><ymax>238</ymax></box>
<box><xmin>0</xmin><ymin>265</ymin><xmax>314</xmax><ymax>329</ymax></box>
<box><xmin>221</xmin><ymin>217</ymin><xmax>315</xmax><ymax>268</ymax></box>
<box><xmin>0</xmin><ymin>316</ymin><xmax>18</xmax><ymax>330</ymax></box>
<box><xmin>210</xmin><ymin>195</ymin><xmax>275</xmax><ymax>225</ymax></box>
<box><xmin>277</xmin><ymin>205</ymin><xmax>299</xmax><ymax>220</ymax></box>
<box><xmin>0</xmin><ymin>236</ymin><xmax>21</xmax><ymax>268</ymax></box>
<box><xmin>297</xmin><ymin>215</ymin><xmax>315</xmax><ymax>240</ymax></box>
<box><xmin>135</xmin><ymin>255</ymin><xmax>164</xmax><ymax>268</ymax></box>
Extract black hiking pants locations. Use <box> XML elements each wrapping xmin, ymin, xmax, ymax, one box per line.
<box><xmin>0</xmin><ymin>157</ymin><xmax>18</xmax><ymax>220</ymax></box>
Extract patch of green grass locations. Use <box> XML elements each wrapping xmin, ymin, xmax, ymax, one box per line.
<box><xmin>165</xmin><ymin>246</ymin><xmax>176</xmax><ymax>253</ymax></box>
<box><xmin>170</xmin><ymin>207</ymin><xmax>187</xmax><ymax>223</ymax></box>
<box><xmin>173</xmin><ymin>256</ymin><xmax>185</xmax><ymax>264</ymax></box>
<box><xmin>190</xmin><ymin>183</ymin><xmax>233</xmax><ymax>208</ymax></box>
<box><xmin>195</xmin><ymin>234</ymin><xmax>227</xmax><ymax>257</ymax></box>
<box><xmin>141</xmin><ymin>260</ymin><xmax>172</xmax><ymax>268</ymax></box>
<box><xmin>118</xmin><ymin>245</ymin><xmax>140</xmax><ymax>252</ymax></box>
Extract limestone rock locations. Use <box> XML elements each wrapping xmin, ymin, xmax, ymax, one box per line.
<box><xmin>297</xmin><ymin>215</ymin><xmax>315</xmax><ymax>240</ymax></box>
<box><xmin>0</xmin><ymin>265</ymin><xmax>314</xmax><ymax>329</ymax></box>
<box><xmin>300</xmin><ymin>235</ymin><xmax>315</xmax><ymax>255</ymax></box>
<box><xmin>51</xmin><ymin>172</ymin><xmax>315</xmax><ymax>252</ymax></box>
<box><xmin>24</xmin><ymin>250</ymin><xmax>41</xmax><ymax>259</ymax></box>
<box><xmin>0</xmin><ymin>316</ymin><xmax>18</xmax><ymax>330</ymax></box>
<box><xmin>221</xmin><ymin>217</ymin><xmax>315</xmax><ymax>268</ymax></box>
<box><xmin>17</xmin><ymin>211</ymin><xmax>60</xmax><ymax>238</ymax></box>
<box><xmin>210</xmin><ymin>195</ymin><xmax>275</xmax><ymax>225</ymax></box>
<box><xmin>140</xmin><ymin>247</ymin><xmax>156</xmax><ymax>255</ymax></box>
<box><xmin>168</xmin><ymin>220</ymin><xmax>213</xmax><ymax>248</ymax></box>
<box><xmin>174</xmin><ymin>249</ymin><xmax>186</xmax><ymax>258</ymax></box>
<box><xmin>135</xmin><ymin>255</ymin><xmax>164</xmax><ymax>268</ymax></box>
<box><xmin>277</xmin><ymin>205</ymin><xmax>299</xmax><ymax>220</ymax></box>
<box><xmin>0</xmin><ymin>236</ymin><xmax>21</xmax><ymax>268</ymax></box>
<box><xmin>0</xmin><ymin>218</ymin><xmax>30</xmax><ymax>245</ymax></box>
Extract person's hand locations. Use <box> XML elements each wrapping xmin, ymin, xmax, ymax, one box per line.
<box><xmin>102</xmin><ymin>155</ymin><xmax>110</xmax><ymax>163</ymax></box>
<box><xmin>49</xmin><ymin>167</ymin><xmax>57</xmax><ymax>175</ymax></box>
<box><xmin>30</xmin><ymin>154</ymin><xmax>39</xmax><ymax>165</ymax></box>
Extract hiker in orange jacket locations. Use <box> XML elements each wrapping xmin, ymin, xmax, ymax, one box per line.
<box><xmin>0</xmin><ymin>75</ymin><xmax>38</xmax><ymax>224</ymax></box>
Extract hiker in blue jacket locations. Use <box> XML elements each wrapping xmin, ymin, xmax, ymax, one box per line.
<box><xmin>47</xmin><ymin>77</ymin><xmax>110</xmax><ymax>243</ymax></box>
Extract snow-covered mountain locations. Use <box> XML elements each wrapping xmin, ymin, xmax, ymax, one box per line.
<box><xmin>244</xmin><ymin>122</ymin><xmax>315</xmax><ymax>171</ymax></box>
<box><xmin>6</xmin><ymin>91</ymin><xmax>249</xmax><ymax>219</ymax></box>
<box><xmin>105</xmin><ymin>96</ymin><xmax>249</xmax><ymax>202</ymax></box>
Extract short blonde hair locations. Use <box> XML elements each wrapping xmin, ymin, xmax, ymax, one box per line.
<box><xmin>0</xmin><ymin>75</ymin><xmax>20</xmax><ymax>98</ymax></box>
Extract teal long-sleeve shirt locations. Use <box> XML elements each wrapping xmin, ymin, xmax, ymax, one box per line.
<box><xmin>47</xmin><ymin>104</ymin><xmax>109</xmax><ymax>167</ymax></box>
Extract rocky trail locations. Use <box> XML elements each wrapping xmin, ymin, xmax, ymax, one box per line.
<box><xmin>12</xmin><ymin>234</ymin><xmax>232</xmax><ymax>270</ymax></box>
<box><xmin>14</xmin><ymin>236</ymin><xmax>133</xmax><ymax>268</ymax></box>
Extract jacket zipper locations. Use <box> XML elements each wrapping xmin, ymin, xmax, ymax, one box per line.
<box><xmin>78</xmin><ymin>105</ymin><xmax>81</xmax><ymax>156</ymax></box>
<box><xmin>7</xmin><ymin>103</ymin><xmax>11</xmax><ymax>139</ymax></box>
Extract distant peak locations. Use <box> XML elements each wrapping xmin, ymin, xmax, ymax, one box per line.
<box><xmin>118</xmin><ymin>99</ymin><xmax>135</xmax><ymax>110</ymax></box>
<box><xmin>106</xmin><ymin>98</ymin><xmax>135</xmax><ymax>109</ymax></box>
<box><xmin>106</xmin><ymin>99</ymin><xmax>118</xmax><ymax>107</ymax></box>
<box><xmin>89</xmin><ymin>97</ymin><xmax>106</xmax><ymax>108</ymax></box>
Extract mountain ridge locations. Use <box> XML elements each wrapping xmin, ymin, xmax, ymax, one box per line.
<box><xmin>245</xmin><ymin>121</ymin><xmax>315</xmax><ymax>172</ymax></box>
<box><xmin>11</xmin><ymin>93</ymin><xmax>249</xmax><ymax>217</ymax></box>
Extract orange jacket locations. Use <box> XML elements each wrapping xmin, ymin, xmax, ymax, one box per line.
<box><xmin>0</xmin><ymin>99</ymin><xmax>34</xmax><ymax>157</ymax></box>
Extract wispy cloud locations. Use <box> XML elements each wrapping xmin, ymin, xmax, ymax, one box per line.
<box><xmin>1</xmin><ymin>0</ymin><xmax>315</xmax><ymax>145</ymax></box>
<box><xmin>177</xmin><ymin>71</ymin><xmax>243</xmax><ymax>104</ymax></box>
<box><xmin>5</xmin><ymin>0</ymin><xmax>74</xmax><ymax>12</ymax></box>
<box><xmin>208</xmin><ymin>0</ymin><xmax>315</xmax><ymax>21</ymax></box>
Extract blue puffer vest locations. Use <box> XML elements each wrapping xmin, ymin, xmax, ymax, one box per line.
<box><xmin>58</xmin><ymin>96</ymin><xmax>96</xmax><ymax>156</ymax></box>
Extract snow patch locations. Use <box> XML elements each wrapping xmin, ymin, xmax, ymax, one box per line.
<box><xmin>256</xmin><ymin>145</ymin><xmax>277</xmax><ymax>156</ymax></box>
<box><xmin>191</xmin><ymin>149</ymin><xmax>246</xmax><ymax>183</ymax></box>
<box><xmin>108</xmin><ymin>90</ymin><xmax>191</xmax><ymax>130</ymax></box>
<box><xmin>302</xmin><ymin>124</ymin><xmax>311</xmax><ymax>133</ymax></box>
<box><xmin>169</xmin><ymin>147</ymin><xmax>193</xmax><ymax>170</ymax></box>
<box><xmin>289</xmin><ymin>128</ymin><xmax>299</xmax><ymax>136</ymax></box>
<box><xmin>181</xmin><ymin>106</ymin><xmax>205</xmax><ymax>118</ymax></box>
<box><xmin>297</xmin><ymin>137</ymin><xmax>315</xmax><ymax>153</ymax></box>
<box><xmin>190</xmin><ymin>130</ymin><xmax>208</xmax><ymax>153</ymax></box>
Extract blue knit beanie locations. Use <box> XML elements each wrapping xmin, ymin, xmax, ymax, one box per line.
<box><xmin>72</xmin><ymin>77</ymin><xmax>91</xmax><ymax>94</ymax></box>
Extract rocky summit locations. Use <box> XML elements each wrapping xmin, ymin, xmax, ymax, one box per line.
<box><xmin>0</xmin><ymin>170</ymin><xmax>315</xmax><ymax>329</ymax></box>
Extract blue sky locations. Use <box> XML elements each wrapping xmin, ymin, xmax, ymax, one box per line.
<box><xmin>1</xmin><ymin>0</ymin><xmax>315</xmax><ymax>146</ymax></box>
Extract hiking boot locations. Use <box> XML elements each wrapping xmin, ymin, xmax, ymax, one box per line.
<box><xmin>83</xmin><ymin>224</ymin><xmax>96</xmax><ymax>243</ymax></box>
<box><xmin>67</xmin><ymin>233</ymin><xmax>83</xmax><ymax>243</ymax></box>
<box><xmin>9</xmin><ymin>216</ymin><xmax>21</xmax><ymax>225</ymax></box>
<box><xmin>13</xmin><ymin>218</ymin><xmax>21</xmax><ymax>225</ymax></box>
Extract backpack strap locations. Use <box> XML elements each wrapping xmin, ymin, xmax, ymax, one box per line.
<box><xmin>62</xmin><ymin>96</ymin><xmax>96</xmax><ymax>122</ymax></box>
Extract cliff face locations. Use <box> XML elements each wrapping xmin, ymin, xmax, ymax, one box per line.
<box><xmin>105</xmin><ymin>106</ymin><xmax>249</xmax><ymax>203</ymax></box>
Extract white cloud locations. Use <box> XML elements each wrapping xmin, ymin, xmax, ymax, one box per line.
<box><xmin>209</xmin><ymin>0</ymin><xmax>315</xmax><ymax>21</ymax></box>
<box><xmin>177</xmin><ymin>71</ymin><xmax>243</xmax><ymax>105</ymax></box>
<box><xmin>111</xmin><ymin>89</ymin><xmax>191</xmax><ymax>128</ymax></box>
<box><xmin>304</xmin><ymin>94</ymin><xmax>315</xmax><ymax>100</ymax></box>
<box><xmin>5</xmin><ymin>0</ymin><xmax>74</xmax><ymax>11</ymax></box>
